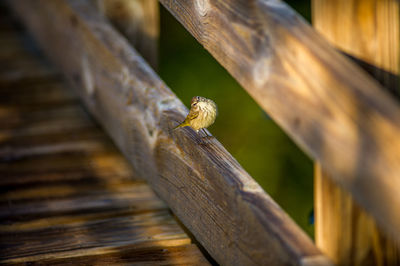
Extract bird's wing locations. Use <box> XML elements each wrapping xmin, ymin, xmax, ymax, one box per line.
<box><xmin>173</xmin><ymin>109</ymin><xmax>199</xmax><ymax>130</ymax></box>
<box><xmin>186</xmin><ymin>109</ymin><xmax>199</xmax><ymax>120</ymax></box>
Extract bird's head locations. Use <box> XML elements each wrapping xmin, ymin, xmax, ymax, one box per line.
<box><xmin>191</xmin><ymin>96</ymin><xmax>201</xmax><ymax>105</ymax></box>
<box><xmin>191</xmin><ymin>96</ymin><xmax>203</xmax><ymax>110</ymax></box>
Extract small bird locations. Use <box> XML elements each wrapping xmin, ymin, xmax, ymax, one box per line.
<box><xmin>174</xmin><ymin>96</ymin><xmax>217</xmax><ymax>137</ymax></box>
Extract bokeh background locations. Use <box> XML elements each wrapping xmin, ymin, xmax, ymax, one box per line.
<box><xmin>158</xmin><ymin>1</ymin><xmax>314</xmax><ymax>237</ymax></box>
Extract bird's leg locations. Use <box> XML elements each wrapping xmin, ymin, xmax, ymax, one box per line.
<box><xmin>202</xmin><ymin>128</ymin><xmax>208</xmax><ymax>137</ymax></box>
<box><xmin>201</xmin><ymin>128</ymin><xmax>213</xmax><ymax>139</ymax></box>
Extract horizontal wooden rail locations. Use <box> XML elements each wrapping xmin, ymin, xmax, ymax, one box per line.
<box><xmin>6</xmin><ymin>0</ymin><xmax>331</xmax><ymax>265</ymax></box>
<box><xmin>159</xmin><ymin>0</ymin><xmax>400</xmax><ymax>243</ymax></box>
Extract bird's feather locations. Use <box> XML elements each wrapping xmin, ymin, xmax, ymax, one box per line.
<box><xmin>173</xmin><ymin>110</ymin><xmax>199</xmax><ymax>130</ymax></box>
<box><xmin>187</xmin><ymin>109</ymin><xmax>199</xmax><ymax>120</ymax></box>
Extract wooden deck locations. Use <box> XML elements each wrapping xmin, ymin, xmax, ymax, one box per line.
<box><xmin>0</xmin><ymin>6</ymin><xmax>210</xmax><ymax>265</ymax></box>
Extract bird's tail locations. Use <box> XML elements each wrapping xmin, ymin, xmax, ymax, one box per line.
<box><xmin>173</xmin><ymin>121</ymin><xmax>189</xmax><ymax>130</ymax></box>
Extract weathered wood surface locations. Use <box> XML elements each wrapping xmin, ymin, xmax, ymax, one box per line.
<box><xmin>158</xmin><ymin>0</ymin><xmax>400</xmax><ymax>244</ymax></box>
<box><xmin>0</xmin><ymin>11</ymin><xmax>209</xmax><ymax>265</ymax></box>
<box><xmin>96</xmin><ymin>0</ymin><xmax>159</xmax><ymax>70</ymax></box>
<box><xmin>6</xmin><ymin>244</ymin><xmax>210</xmax><ymax>265</ymax></box>
<box><xmin>312</xmin><ymin>1</ymin><xmax>400</xmax><ymax>264</ymax></box>
<box><xmin>7</xmin><ymin>0</ymin><xmax>332</xmax><ymax>265</ymax></box>
<box><xmin>315</xmin><ymin>165</ymin><xmax>400</xmax><ymax>266</ymax></box>
<box><xmin>312</xmin><ymin>0</ymin><xmax>399</xmax><ymax>97</ymax></box>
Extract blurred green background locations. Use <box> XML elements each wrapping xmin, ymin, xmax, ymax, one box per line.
<box><xmin>158</xmin><ymin>1</ymin><xmax>314</xmax><ymax>237</ymax></box>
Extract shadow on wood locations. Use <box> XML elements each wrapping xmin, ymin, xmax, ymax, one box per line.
<box><xmin>6</xmin><ymin>0</ymin><xmax>331</xmax><ymax>265</ymax></box>
<box><xmin>158</xmin><ymin>0</ymin><xmax>400</xmax><ymax>245</ymax></box>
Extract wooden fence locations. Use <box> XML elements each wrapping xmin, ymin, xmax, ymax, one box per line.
<box><xmin>7</xmin><ymin>0</ymin><xmax>399</xmax><ymax>265</ymax></box>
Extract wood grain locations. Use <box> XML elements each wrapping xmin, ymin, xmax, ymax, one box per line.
<box><xmin>7</xmin><ymin>0</ymin><xmax>331</xmax><ymax>265</ymax></box>
<box><xmin>0</xmin><ymin>183</ymin><xmax>165</xmax><ymax>221</ymax></box>
<box><xmin>158</xmin><ymin>0</ymin><xmax>400</xmax><ymax>244</ymax></box>
<box><xmin>0</xmin><ymin>57</ymin><xmax>57</xmax><ymax>83</ymax></box>
<box><xmin>0</xmin><ymin>152</ymin><xmax>133</xmax><ymax>187</ymax></box>
<box><xmin>0</xmin><ymin>12</ymin><xmax>209</xmax><ymax>264</ymax></box>
<box><xmin>312</xmin><ymin>0</ymin><xmax>400</xmax><ymax>264</ymax></box>
<box><xmin>315</xmin><ymin>165</ymin><xmax>400</xmax><ymax>265</ymax></box>
<box><xmin>0</xmin><ymin>105</ymin><xmax>89</xmax><ymax>129</ymax></box>
<box><xmin>0</xmin><ymin>211</ymin><xmax>188</xmax><ymax>263</ymax></box>
<box><xmin>312</xmin><ymin>0</ymin><xmax>399</xmax><ymax>96</ymax></box>
<box><xmin>96</xmin><ymin>0</ymin><xmax>159</xmax><ymax>70</ymax></box>
<box><xmin>0</xmin><ymin>80</ymin><xmax>77</xmax><ymax>104</ymax></box>
<box><xmin>20</xmin><ymin>244</ymin><xmax>210</xmax><ymax>266</ymax></box>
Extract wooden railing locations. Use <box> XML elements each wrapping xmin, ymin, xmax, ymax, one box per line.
<box><xmin>7</xmin><ymin>0</ymin><xmax>399</xmax><ymax>265</ymax></box>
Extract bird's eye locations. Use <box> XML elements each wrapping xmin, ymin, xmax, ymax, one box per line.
<box><xmin>192</xmin><ymin>103</ymin><xmax>197</xmax><ymax>106</ymax></box>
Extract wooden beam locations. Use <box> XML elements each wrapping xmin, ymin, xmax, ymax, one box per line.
<box><xmin>314</xmin><ymin>165</ymin><xmax>400</xmax><ymax>265</ymax></box>
<box><xmin>96</xmin><ymin>0</ymin><xmax>159</xmax><ymax>70</ymax></box>
<box><xmin>312</xmin><ymin>0</ymin><xmax>399</xmax><ymax>96</ymax></box>
<box><xmin>157</xmin><ymin>0</ymin><xmax>400</xmax><ymax>243</ymax></box>
<box><xmin>6</xmin><ymin>1</ymin><xmax>331</xmax><ymax>265</ymax></box>
<box><xmin>17</xmin><ymin>244</ymin><xmax>210</xmax><ymax>266</ymax></box>
<box><xmin>312</xmin><ymin>0</ymin><xmax>400</xmax><ymax>264</ymax></box>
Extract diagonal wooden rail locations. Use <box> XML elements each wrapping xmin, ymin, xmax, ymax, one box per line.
<box><xmin>158</xmin><ymin>0</ymin><xmax>400</xmax><ymax>244</ymax></box>
<box><xmin>96</xmin><ymin>0</ymin><xmax>159</xmax><ymax>70</ymax></box>
<box><xmin>0</xmin><ymin>8</ymin><xmax>209</xmax><ymax>264</ymax></box>
<box><xmin>7</xmin><ymin>0</ymin><xmax>331</xmax><ymax>265</ymax></box>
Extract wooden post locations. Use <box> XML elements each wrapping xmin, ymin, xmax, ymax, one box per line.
<box><xmin>96</xmin><ymin>0</ymin><xmax>159</xmax><ymax>70</ymax></box>
<box><xmin>315</xmin><ymin>165</ymin><xmax>400</xmax><ymax>265</ymax></box>
<box><xmin>312</xmin><ymin>0</ymin><xmax>399</xmax><ymax>97</ymax></box>
<box><xmin>312</xmin><ymin>0</ymin><xmax>400</xmax><ymax>264</ymax></box>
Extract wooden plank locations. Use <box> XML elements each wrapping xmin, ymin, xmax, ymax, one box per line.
<box><xmin>315</xmin><ymin>165</ymin><xmax>400</xmax><ymax>265</ymax></box>
<box><xmin>0</xmin><ymin>208</ymin><xmax>149</xmax><ymax>232</ymax></box>
<box><xmin>0</xmin><ymin>80</ymin><xmax>77</xmax><ymax>104</ymax></box>
<box><xmin>0</xmin><ymin>152</ymin><xmax>133</xmax><ymax>185</ymax></box>
<box><xmin>312</xmin><ymin>1</ymin><xmax>400</xmax><ymax>264</ymax></box>
<box><xmin>0</xmin><ymin>140</ymin><xmax>109</xmax><ymax>163</ymax></box>
<box><xmin>0</xmin><ymin>167</ymin><xmax>132</xmax><ymax>188</ymax></box>
<box><xmin>0</xmin><ymin>178</ymin><xmax>143</xmax><ymax>201</ymax></box>
<box><xmin>96</xmin><ymin>0</ymin><xmax>159</xmax><ymax>69</ymax></box>
<box><xmin>0</xmin><ymin>9</ymin><xmax>209</xmax><ymax>265</ymax></box>
<box><xmin>0</xmin><ymin>184</ymin><xmax>166</xmax><ymax>221</ymax></box>
<box><xmin>0</xmin><ymin>58</ymin><xmax>56</xmax><ymax>82</ymax></box>
<box><xmin>0</xmin><ymin>73</ymin><xmax>61</xmax><ymax>89</ymax></box>
<box><xmin>0</xmin><ymin>211</ymin><xmax>188</xmax><ymax>262</ymax></box>
<box><xmin>0</xmin><ymin>151</ymin><xmax>135</xmax><ymax>191</ymax></box>
<box><xmin>312</xmin><ymin>0</ymin><xmax>399</xmax><ymax>96</ymax></box>
<box><xmin>16</xmin><ymin>244</ymin><xmax>210</xmax><ymax>265</ymax></box>
<box><xmin>0</xmin><ymin>126</ymin><xmax>106</xmax><ymax>147</ymax></box>
<box><xmin>1</xmin><ymin>239</ymin><xmax>195</xmax><ymax>265</ymax></box>
<box><xmin>0</xmin><ymin>118</ymin><xmax>95</xmax><ymax>140</ymax></box>
<box><xmin>0</xmin><ymin>105</ymin><xmax>90</xmax><ymax>129</ymax></box>
<box><xmin>157</xmin><ymin>0</ymin><xmax>400</xmax><ymax>243</ymax></box>
<box><xmin>7</xmin><ymin>1</ymin><xmax>331</xmax><ymax>265</ymax></box>
<box><xmin>0</xmin><ymin>127</ymin><xmax>110</xmax><ymax>163</ymax></box>
<box><xmin>0</xmin><ymin>42</ymin><xmax>41</xmax><ymax>61</ymax></box>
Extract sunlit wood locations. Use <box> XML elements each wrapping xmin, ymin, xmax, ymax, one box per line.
<box><xmin>6</xmin><ymin>0</ymin><xmax>330</xmax><ymax>265</ymax></box>
<box><xmin>159</xmin><ymin>0</ymin><xmax>400</xmax><ymax>244</ymax></box>
<box><xmin>312</xmin><ymin>0</ymin><xmax>400</xmax><ymax>264</ymax></box>
<box><xmin>0</xmin><ymin>3</ymin><xmax>208</xmax><ymax>265</ymax></box>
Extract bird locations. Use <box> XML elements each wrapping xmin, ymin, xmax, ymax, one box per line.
<box><xmin>174</xmin><ymin>96</ymin><xmax>217</xmax><ymax>137</ymax></box>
